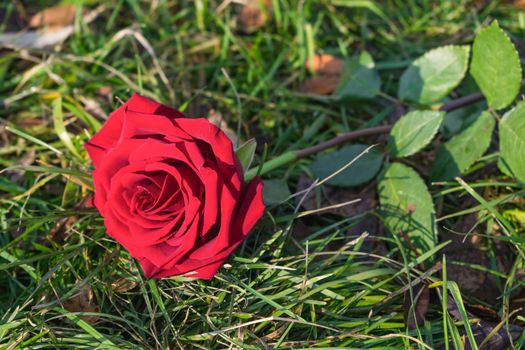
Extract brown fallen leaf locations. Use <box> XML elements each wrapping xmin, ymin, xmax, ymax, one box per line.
<box><xmin>306</xmin><ymin>54</ymin><xmax>344</xmax><ymax>75</ymax></box>
<box><xmin>0</xmin><ymin>5</ymin><xmax>104</xmax><ymax>49</ymax></box>
<box><xmin>8</xmin><ymin>148</ymin><xmax>35</xmax><ymax>184</ymax></box>
<box><xmin>445</xmin><ymin>248</ymin><xmax>488</xmax><ymax>295</ymax></box>
<box><xmin>29</xmin><ymin>4</ymin><xmax>77</xmax><ymax>28</ymax></box>
<box><xmin>403</xmin><ymin>284</ymin><xmax>430</xmax><ymax>329</ymax></box>
<box><xmin>63</xmin><ymin>284</ymin><xmax>100</xmax><ymax>324</ymax></box>
<box><xmin>111</xmin><ymin>278</ymin><xmax>138</xmax><ymax>293</ymax></box>
<box><xmin>440</xmin><ymin>295</ymin><xmax>523</xmax><ymax>350</ymax></box>
<box><xmin>48</xmin><ymin>215</ymin><xmax>78</xmax><ymax>242</ymax></box>
<box><xmin>298</xmin><ymin>75</ymin><xmax>340</xmax><ymax>95</ymax></box>
<box><xmin>97</xmin><ymin>86</ymin><xmax>113</xmax><ymax>100</ymax></box>
<box><xmin>236</xmin><ymin>0</ymin><xmax>273</xmax><ymax>33</ymax></box>
<box><xmin>299</xmin><ymin>53</ymin><xmax>344</xmax><ymax>95</ymax></box>
<box><xmin>15</xmin><ymin>116</ymin><xmax>46</xmax><ymax>128</ymax></box>
<box><xmin>511</xmin><ymin>0</ymin><xmax>525</xmax><ymax>8</ymax></box>
<box><xmin>441</xmin><ymin>212</ymin><xmax>514</xmax><ymax>303</ymax></box>
<box><xmin>466</xmin><ymin>303</ymin><xmax>499</xmax><ymax>321</ymax></box>
<box><xmin>78</xmin><ymin>96</ymin><xmax>107</xmax><ymax>121</ymax></box>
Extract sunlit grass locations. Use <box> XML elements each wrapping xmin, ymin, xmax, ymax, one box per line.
<box><xmin>1</xmin><ymin>0</ymin><xmax>524</xmax><ymax>348</ymax></box>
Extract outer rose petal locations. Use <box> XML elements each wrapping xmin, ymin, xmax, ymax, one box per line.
<box><xmin>141</xmin><ymin>257</ymin><xmax>223</xmax><ymax>280</ymax></box>
<box><xmin>172</xmin><ymin>118</ymin><xmax>239</xmax><ymax>174</ymax></box>
<box><xmin>126</xmin><ymin>93</ymin><xmax>185</xmax><ymax>119</ymax></box>
<box><xmin>85</xmin><ymin>107</ymin><xmax>125</xmax><ymax>168</ymax></box>
<box><xmin>85</xmin><ymin>94</ymin><xmax>185</xmax><ymax>168</ymax></box>
<box><xmin>142</xmin><ymin>177</ymin><xmax>265</xmax><ymax>279</ymax></box>
<box><xmin>231</xmin><ymin>176</ymin><xmax>265</xmax><ymax>242</ymax></box>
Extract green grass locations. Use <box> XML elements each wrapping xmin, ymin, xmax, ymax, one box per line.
<box><xmin>1</xmin><ymin>0</ymin><xmax>525</xmax><ymax>348</ymax></box>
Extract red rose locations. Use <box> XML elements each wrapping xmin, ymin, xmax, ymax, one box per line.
<box><xmin>85</xmin><ymin>94</ymin><xmax>264</xmax><ymax>279</ymax></box>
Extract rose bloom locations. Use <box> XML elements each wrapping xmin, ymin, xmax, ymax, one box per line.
<box><xmin>85</xmin><ymin>94</ymin><xmax>264</xmax><ymax>279</ymax></box>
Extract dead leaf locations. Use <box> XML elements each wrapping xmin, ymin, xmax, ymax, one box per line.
<box><xmin>48</xmin><ymin>197</ymin><xmax>92</xmax><ymax>242</ymax></box>
<box><xmin>236</xmin><ymin>0</ymin><xmax>273</xmax><ymax>33</ymax></box>
<box><xmin>63</xmin><ymin>284</ymin><xmax>100</xmax><ymax>324</ymax></box>
<box><xmin>440</xmin><ymin>292</ymin><xmax>523</xmax><ymax>350</ymax></box>
<box><xmin>298</xmin><ymin>75</ymin><xmax>340</xmax><ymax>95</ymax></box>
<box><xmin>299</xmin><ymin>54</ymin><xmax>345</xmax><ymax>95</ymax></box>
<box><xmin>111</xmin><ymin>278</ymin><xmax>138</xmax><ymax>293</ymax></box>
<box><xmin>16</xmin><ymin>117</ymin><xmax>46</xmax><ymax>128</ymax></box>
<box><xmin>98</xmin><ymin>85</ymin><xmax>113</xmax><ymax>97</ymax></box>
<box><xmin>29</xmin><ymin>4</ymin><xmax>77</xmax><ymax>28</ymax></box>
<box><xmin>0</xmin><ymin>5</ymin><xmax>104</xmax><ymax>49</ymax></box>
<box><xmin>445</xmin><ymin>247</ymin><xmax>488</xmax><ymax>295</ymax></box>
<box><xmin>48</xmin><ymin>215</ymin><xmax>78</xmax><ymax>242</ymax></box>
<box><xmin>403</xmin><ymin>284</ymin><xmax>430</xmax><ymax>329</ymax></box>
<box><xmin>467</xmin><ymin>303</ymin><xmax>499</xmax><ymax>321</ymax></box>
<box><xmin>306</xmin><ymin>54</ymin><xmax>344</xmax><ymax>75</ymax></box>
<box><xmin>8</xmin><ymin>148</ymin><xmax>35</xmax><ymax>184</ymax></box>
<box><xmin>78</xmin><ymin>96</ymin><xmax>107</xmax><ymax>121</ymax></box>
<box><xmin>440</xmin><ymin>212</ymin><xmax>514</xmax><ymax>303</ymax></box>
<box><xmin>511</xmin><ymin>0</ymin><xmax>525</xmax><ymax>8</ymax></box>
<box><xmin>208</xmin><ymin>109</ymin><xmax>238</xmax><ymax>145</ymax></box>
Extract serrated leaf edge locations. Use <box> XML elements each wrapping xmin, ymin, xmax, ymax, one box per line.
<box><xmin>399</xmin><ymin>45</ymin><xmax>471</xmax><ymax>104</ymax></box>
<box><xmin>378</xmin><ymin>162</ymin><xmax>437</xmax><ymax>247</ymax></box>
<box><xmin>431</xmin><ymin>112</ymin><xmax>495</xmax><ymax>180</ymax></box>
<box><xmin>389</xmin><ymin>110</ymin><xmax>445</xmax><ymax>157</ymax></box>
<box><xmin>470</xmin><ymin>20</ymin><xmax>522</xmax><ymax>110</ymax></box>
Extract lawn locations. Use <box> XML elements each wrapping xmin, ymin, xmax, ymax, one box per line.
<box><xmin>1</xmin><ymin>1</ymin><xmax>525</xmax><ymax>349</ymax></box>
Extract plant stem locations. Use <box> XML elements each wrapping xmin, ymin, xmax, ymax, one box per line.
<box><xmin>439</xmin><ymin>92</ymin><xmax>484</xmax><ymax>112</ymax></box>
<box><xmin>295</xmin><ymin>125</ymin><xmax>392</xmax><ymax>159</ymax></box>
<box><xmin>244</xmin><ymin>86</ymin><xmax>508</xmax><ymax>181</ymax></box>
<box><xmin>245</xmin><ymin>151</ymin><xmax>296</xmax><ymax>181</ymax></box>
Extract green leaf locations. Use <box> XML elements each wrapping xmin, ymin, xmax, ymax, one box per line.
<box><xmin>503</xmin><ymin>209</ymin><xmax>525</xmax><ymax>226</ymax></box>
<box><xmin>263</xmin><ymin>179</ymin><xmax>291</xmax><ymax>205</ymax></box>
<box><xmin>398</xmin><ymin>45</ymin><xmax>470</xmax><ymax>104</ymax></box>
<box><xmin>499</xmin><ymin>101</ymin><xmax>525</xmax><ymax>183</ymax></box>
<box><xmin>235</xmin><ymin>138</ymin><xmax>257</xmax><ymax>173</ymax></box>
<box><xmin>388</xmin><ymin>110</ymin><xmax>445</xmax><ymax>157</ymax></box>
<box><xmin>378</xmin><ymin>162</ymin><xmax>436</xmax><ymax>256</ymax></box>
<box><xmin>470</xmin><ymin>21</ymin><xmax>522</xmax><ymax>110</ymax></box>
<box><xmin>440</xmin><ymin>101</ymin><xmax>483</xmax><ymax>138</ymax></box>
<box><xmin>431</xmin><ymin>111</ymin><xmax>495</xmax><ymax>181</ymax></box>
<box><xmin>309</xmin><ymin>144</ymin><xmax>383</xmax><ymax>187</ymax></box>
<box><xmin>334</xmin><ymin>51</ymin><xmax>381</xmax><ymax>99</ymax></box>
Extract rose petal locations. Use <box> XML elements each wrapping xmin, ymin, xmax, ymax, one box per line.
<box><xmin>147</xmin><ymin>177</ymin><xmax>265</xmax><ymax>279</ymax></box>
<box><xmin>85</xmin><ymin>107</ymin><xmax>125</xmax><ymax>168</ymax></box>
<box><xmin>92</xmin><ymin>139</ymin><xmax>146</xmax><ymax>213</ymax></box>
<box><xmin>189</xmin><ymin>177</ymin><xmax>264</xmax><ymax>260</ymax></box>
<box><xmin>144</xmin><ymin>257</ymin><xmax>224</xmax><ymax>280</ymax></box>
<box><xmin>119</xmin><ymin>110</ymin><xmax>191</xmax><ymax>144</ymax></box>
<box><xmin>172</xmin><ymin>118</ymin><xmax>240</xmax><ymax>174</ymax></box>
<box><xmin>126</xmin><ymin>93</ymin><xmax>185</xmax><ymax>120</ymax></box>
<box><xmin>85</xmin><ymin>94</ymin><xmax>185</xmax><ymax>168</ymax></box>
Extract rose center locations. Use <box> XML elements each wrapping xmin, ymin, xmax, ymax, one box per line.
<box><xmin>130</xmin><ymin>186</ymin><xmax>156</xmax><ymax>214</ymax></box>
<box><xmin>127</xmin><ymin>174</ymin><xmax>186</xmax><ymax>220</ymax></box>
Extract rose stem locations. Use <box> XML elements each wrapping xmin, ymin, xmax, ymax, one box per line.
<box><xmin>244</xmin><ymin>87</ymin><xmax>497</xmax><ymax>182</ymax></box>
